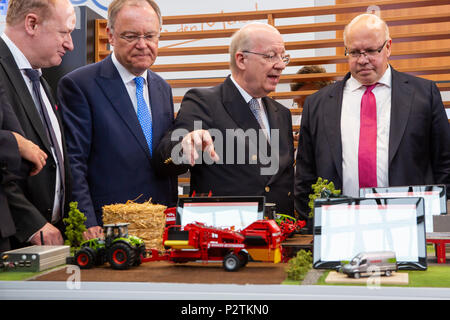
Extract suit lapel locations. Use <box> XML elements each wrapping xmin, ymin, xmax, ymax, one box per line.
<box><xmin>96</xmin><ymin>56</ymin><xmax>152</xmax><ymax>161</ymax></box>
<box><xmin>389</xmin><ymin>67</ymin><xmax>413</xmax><ymax>165</ymax></box>
<box><xmin>263</xmin><ymin>97</ymin><xmax>285</xmax><ymax>184</ymax></box>
<box><xmin>221</xmin><ymin>77</ymin><xmax>272</xmax><ymax>181</ymax></box>
<box><xmin>0</xmin><ymin>38</ymin><xmax>52</xmax><ymax>151</ymax></box>
<box><xmin>222</xmin><ymin>77</ymin><xmax>261</xmax><ymax>134</ymax></box>
<box><xmin>147</xmin><ymin>71</ymin><xmax>164</xmax><ymax>149</ymax></box>
<box><xmin>324</xmin><ymin>74</ymin><xmax>349</xmax><ymax>182</ymax></box>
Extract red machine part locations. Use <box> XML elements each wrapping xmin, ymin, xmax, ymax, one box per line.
<box><xmin>141</xmin><ymin>219</ymin><xmax>283</xmax><ymax>271</ymax></box>
<box><xmin>163</xmin><ymin>207</ymin><xmax>176</xmax><ymax>226</ymax></box>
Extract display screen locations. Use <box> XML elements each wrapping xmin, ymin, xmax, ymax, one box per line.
<box><xmin>360</xmin><ymin>185</ymin><xmax>447</xmax><ymax>232</ymax></box>
<box><xmin>176</xmin><ymin>196</ymin><xmax>265</xmax><ymax>231</ymax></box>
<box><xmin>313</xmin><ymin>197</ymin><xmax>427</xmax><ymax>270</ymax></box>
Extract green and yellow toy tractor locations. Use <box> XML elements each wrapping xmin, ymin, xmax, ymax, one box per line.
<box><xmin>74</xmin><ymin>223</ymin><xmax>145</xmax><ymax>270</ymax></box>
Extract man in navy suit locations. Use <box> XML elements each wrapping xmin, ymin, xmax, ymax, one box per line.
<box><xmin>58</xmin><ymin>0</ymin><xmax>177</xmax><ymax>239</ymax></box>
<box><xmin>295</xmin><ymin>13</ymin><xmax>450</xmax><ymax>217</ymax></box>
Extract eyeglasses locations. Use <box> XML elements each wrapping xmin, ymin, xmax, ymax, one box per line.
<box><xmin>242</xmin><ymin>51</ymin><xmax>290</xmax><ymax>65</ymax></box>
<box><xmin>119</xmin><ymin>33</ymin><xmax>160</xmax><ymax>44</ymax></box>
<box><xmin>345</xmin><ymin>40</ymin><xmax>388</xmax><ymax>59</ymax></box>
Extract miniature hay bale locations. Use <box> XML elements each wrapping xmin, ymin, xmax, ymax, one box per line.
<box><xmin>102</xmin><ymin>200</ymin><xmax>167</xmax><ymax>250</ymax></box>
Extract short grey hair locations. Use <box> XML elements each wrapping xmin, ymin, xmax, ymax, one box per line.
<box><xmin>229</xmin><ymin>22</ymin><xmax>280</xmax><ymax>72</ymax></box>
<box><xmin>107</xmin><ymin>0</ymin><xmax>162</xmax><ymax>30</ymax></box>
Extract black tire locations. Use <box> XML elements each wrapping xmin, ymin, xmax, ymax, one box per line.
<box><xmin>75</xmin><ymin>247</ymin><xmax>95</xmax><ymax>269</ymax></box>
<box><xmin>95</xmin><ymin>247</ymin><xmax>106</xmax><ymax>266</ymax></box>
<box><xmin>108</xmin><ymin>242</ymin><xmax>135</xmax><ymax>270</ymax></box>
<box><xmin>133</xmin><ymin>245</ymin><xmax>146</xmax><ymax>266</ymax></box>
<box><xmin>385</xmin><ymin>270</ymin><xmax>392</xmax><ymax>277</ymax></box>
<box><xmin>238</xmin><ymin>251</ymin><xmax>249</xmax><ymax>267</ymax></box>
<box><xmin>223</xmin><ymin>253</ymin><xmax>241</xmax><ymax>272</ymax></box>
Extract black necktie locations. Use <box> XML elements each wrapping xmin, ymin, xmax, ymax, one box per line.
<box><xmin>24</xmin><ymin>68</ymin><xmax>65</xmax><ymax>219</ymax></box>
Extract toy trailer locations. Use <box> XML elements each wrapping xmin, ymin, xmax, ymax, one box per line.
<box><xmin>340</xmin><ymin>251</ymin><xmax>397</xmax><ymax>279</ymax></box>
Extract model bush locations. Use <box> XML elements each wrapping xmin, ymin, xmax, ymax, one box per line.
<box><xmin>63</xmin><ymin>201</ymin><xmax>87</xmax><ymax>250</ymax></box>
<box><xmin>308</xmin><ymin>177</ymin><xmax>341</xmax><ymax>218</ymax></box>
<box><xmin>286</xmin><ymin>249</ymin><xmax>313</xmax><ymax>282</ymax></box>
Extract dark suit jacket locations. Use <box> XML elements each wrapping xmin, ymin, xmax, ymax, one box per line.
<box><xmin>0</xmin><ymin>89</ymin><xmax>22</xmax><ymax>240</ymax></box>
<box><xmin>57</xmin><ymin>55</ymin><xmax>177</xmax><ymax>228</ymax></box>
<box><xmin>295</xmin><ymin>66</ymin><xmax>450</xmax><ymax>216</ymax></box>
<box><xmin>154</xmin><ymin>76</ymin><xmax>295</xmax><ymax>215</ymax></box>
<box><xmin>0</xmin><ymin>37</ymin><xmax>72</xmax><ymax>242</ymax></box>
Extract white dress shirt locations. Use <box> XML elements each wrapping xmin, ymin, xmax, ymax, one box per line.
<box><xmin>111</xmin><ymin>52</ymin><xmax>152</xmax><ymax>115</ymax></box>
<box><xmin>341</xmin><ymin>65</ymin><xmax>392</xmax><ymax>197</ymax></box>
<box><xmin>230</xmin><ymin>75</ymin><xmax>271</xmax><ymax>140</ymax></box>
<box><xmin>1</xmin><ymin>33</ymin><xmax>63</xmax><ymax>223</ymax></box>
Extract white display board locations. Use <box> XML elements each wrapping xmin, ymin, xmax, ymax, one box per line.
<box><xmin>313</xmin><ymin>197</ymin><xmax>427</xmax><ymax>270</ymax></box>
<box><xmin>360</xmin><ymin>185</ymin><xmax>447</xmax><ymax>233</ymax></box>
<box><xmin>177</xmin><ymin>196</ymin><xmax>265</xmax><ymax>231</ymax></box>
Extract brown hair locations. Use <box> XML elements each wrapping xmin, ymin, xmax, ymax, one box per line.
<box><xmin>290</xmin><ymin>65</ymin><xmax>332</xmax><ymax>91</ymax></box>
<box><xmin>107</xmin><ymin>0</ymin><xmax>162</xmax><ymax>30</ymax></box>
<box><xmin>6</xmin><ymin>0</ymin><xmax>56</xmax><ymax>26</ymax></box>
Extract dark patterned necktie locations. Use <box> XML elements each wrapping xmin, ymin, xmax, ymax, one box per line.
<box><xmin>24</xmin><ymin>68</ymin><xmax>65</xmax><ymax>218</ymax></box>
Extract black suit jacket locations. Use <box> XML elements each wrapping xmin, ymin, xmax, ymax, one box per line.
<box><xmin>0</xmin><ymin>87</ymin><xmax>22</xmax><ymax>240</ymax></box>
<box><xmin>154</xmin><ymin>76</ymin><xmax>295</xmax><ymax>215</ymax></box>
<box><xmin>0</xmin><ymin>37</ymin><xmax>72</xmax><ymax>241</ymax></box>
<box><xmin>295</xmin><ymin>67</ymin><xmax>450</xmax><ymax>216</ymax></box>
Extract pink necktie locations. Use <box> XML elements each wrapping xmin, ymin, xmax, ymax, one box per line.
<box><xmin>358</xmin><ymin>84</ymin><xmax>378</xmax><ymax>188</ymax></box>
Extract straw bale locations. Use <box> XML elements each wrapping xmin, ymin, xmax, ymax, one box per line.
<box><xmin>102</xmin><ymin>200</ymin><xmax>167</xmax><ymax>250</ymax></box>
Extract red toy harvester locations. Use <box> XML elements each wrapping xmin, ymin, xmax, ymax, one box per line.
<box><xmin>143</xmin><ymin>219</ymin><xmax>283</xmax><ymax>272</ymax></box>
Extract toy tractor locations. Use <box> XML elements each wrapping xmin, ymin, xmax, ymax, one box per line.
<box><xmin>74</xmin><ymin>223</ymin><xmax>145</xmax><ymax>270</ymax></box>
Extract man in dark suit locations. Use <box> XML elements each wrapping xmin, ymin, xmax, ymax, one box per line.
<box><xmin>0</xmin><ymin>0</ymin><xmax>76</xmax><ymax>245</ymax></box>
<box><xmin>0</xmin><ymin>86</ymin><xmax>49</xmax><ymax>252</ymax></box>
<box><xmin>58</xmin><ymin>0</ymin><xmax>177</xmax><ymax>239</ymax></box>
<box><xmin>154</xmin><ymin>22</ymin><xmax>295</xmax><ymax>215</ymax></box>
<box><xmin>295</xmin><ymin>13</ymin><xmax>450</xmax><ymax>217</ymax></box>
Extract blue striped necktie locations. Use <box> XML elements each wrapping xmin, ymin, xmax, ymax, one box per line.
<box><xmin>134</xmin><ymin>76</ymin><xmax>153</xmax><ymax>156</ymax></box>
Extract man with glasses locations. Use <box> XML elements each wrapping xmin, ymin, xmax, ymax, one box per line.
<box><xmin>295</xmin><ymin>13</ymin><xmax>450</xmax><ymax>218</ymax></box>
<box><xmin>57</xmin><ymin>0</ymin><xmax>177</xmax><ymax>238</ymax></box>
<box><xmin>154</xmin><ymin>22</ymin><xmax>295</xmax><ymax>216</ymax></box>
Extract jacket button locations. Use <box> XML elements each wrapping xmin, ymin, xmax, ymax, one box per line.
<box><xmin>265</xmin><ymin>186</ymin><xmax>270</xmax><ymax>193</ymax></box>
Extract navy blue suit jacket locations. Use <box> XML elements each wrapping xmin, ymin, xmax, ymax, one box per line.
<box><xmin>58</xmin><ymin>55</ymin><xmax>177</xmax><ymax>228</ymax></box>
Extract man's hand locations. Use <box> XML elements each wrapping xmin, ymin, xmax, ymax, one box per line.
<box><xmin>12</xmin><ymin>132</ymin><xmax>48</xmax><ymax>176</ymax></box>
<box><xmin>181</xmin><ymin>129</ymin><xmax>220</xmax><ymax>166</ymax></box>
<box><xmin>83</xmin><ymin>226</ymin><xmax>104</xmax><ymax>240</ymax></box>
<box><xmin>30</xmin><ymin>223</ymin><xmax>64</xmax><ymax>245</ymax></box>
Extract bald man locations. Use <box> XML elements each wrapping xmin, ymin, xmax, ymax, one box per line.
<box><xmin>295</xmin><ymin>13</ymin><xmax>450</xmax><ymax>217</ymax></box>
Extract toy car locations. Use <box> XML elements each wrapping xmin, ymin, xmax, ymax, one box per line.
<box><xmin>340</xmin><ymin>251</ymin><xmax>397</xmax><ymax>279</ymax></box>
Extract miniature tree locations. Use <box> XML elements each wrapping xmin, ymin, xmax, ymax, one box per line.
<box><xmin>308</xmin><ymin>177</ymin><xmax>341</xmax><ymax>218</ymax></box>
<box><xmin>63</xmin><ymin>201</ymin><xmax>87</xmax><ymax>250</ymax></box>
<box><xmin>285</xmin><ymin>249</ymin><xmax>313</xmax><ymax>282</ymax></box>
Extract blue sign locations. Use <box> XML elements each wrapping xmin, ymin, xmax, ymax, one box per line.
<box><xmin>70</xmin><ymin>0</ymin><xmax>108</xmax><ymax>12</ymax></box>
<box><xmin>0</xmin><ymin>0</ymin><xmax>8</xmax><ymax>16</ymax></box>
